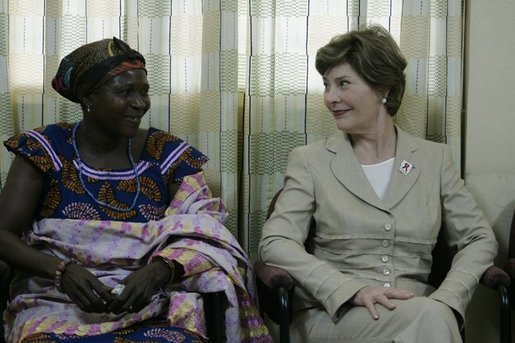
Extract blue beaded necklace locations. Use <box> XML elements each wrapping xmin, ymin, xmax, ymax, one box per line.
<box><xmin>71</xmin><ymin>122</ymin><xmax>141</xmax><ymax>212</ymax></box>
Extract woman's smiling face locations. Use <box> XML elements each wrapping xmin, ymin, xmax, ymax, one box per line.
<box><xmin>86</xmin><ymin>69</ymin><xmax>150</xmax><ymax>138</ymax></box>
<box><xmin>323</xmin><ymin>63</ymin><xmax>385</xmax><ymax>135</ymax></box>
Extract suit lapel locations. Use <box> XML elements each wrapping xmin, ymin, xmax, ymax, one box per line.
<box><xmin>383</xmin><ymin>127</ymin><xmax>421</xmax><ymax>209</ymax></box>
<box><xmin>326</xmin><ymin>127</ymin><xmax>421</xmax><ymax>211</ymax></box>
<box><xmin>327</xmin><ymin>132</ymin><xmax>387</xmax><ymax>210</ymax></box>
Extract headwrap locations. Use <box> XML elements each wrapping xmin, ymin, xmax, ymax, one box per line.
<box><xmin>51</xmin><ymin>37</ymin><xmax>146</xmax><ymax>103</ymax></box>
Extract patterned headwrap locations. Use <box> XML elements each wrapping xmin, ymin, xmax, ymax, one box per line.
<box><xmin>52</xmin><ymin>37</ymin><xmax>146</xmax><ymax>103</ymax></box>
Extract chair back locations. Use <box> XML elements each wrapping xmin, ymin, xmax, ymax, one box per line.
<box><xmin>509</xmin><ymin>209</ymin><xmax>515</xmax><ymax>311</ymax></box>
<box><xmin>509</xmin><ymin>209</ymin><xmax>515</xmax><ymax>260</ymax></box>
<box><xmin>267</xmin><ymin>189</ymin><xmax>316</xmax><ymax>253</ymax></box>
<box><xmin>0</xmin><ymin>260</ymin><xmax>12</xmax><ymax>343</ymax></box>
<box><xmin>427</xmin><ymin>226</ymin><xmax>456</xmax><ymax>288</ymax></box>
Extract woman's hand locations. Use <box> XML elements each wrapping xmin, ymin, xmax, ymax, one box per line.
<box><xmin>60</xmin><ymin>263</ymin><xmax>114</xmax><ymax>313</ymax></box>
<box><xmin>351</xmin><ymin>286</ymin><xmax>414</xmax><ymax>320</ymax></box>
<box><xmin>107</xmin><ymin>260</ymin><xmax>171</xmax><ymax>314</ymax></box>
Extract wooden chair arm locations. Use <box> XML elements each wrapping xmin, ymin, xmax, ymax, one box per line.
<box><xmin>254</xmin><ymin>260</ymin><xmax>294</xmax><ymax>290</ymax></box>
<box><xmin>504</xmin><ymin>258</ymin><xmax>515</xmax><ymax>313</ymax></box>
<box><xmin>479</xmin><ymin>265</ymin><xmax>512</xmax><ymax>343</ymax></box>
<box><xmin>480</xmin><ymin>265</ymin><xmax>511</xmax><ymax>289</ymax></box>
<box><xmin>0</xmin><ymin>259</ymin><xmax>13</xmax><ymax>343</ymax></box>
<box><xmin>202</xmin><ymin>291</ymin><xmax>226</xmax><ymax>343</ymax></box>
<box><xmin>505</xmin><ymin>258</ymin><xmax>515</xmax><ymax>279</ymax></box>
<box><xmin>254</xmin><ymin>260</ymin><xmax>292</xmax><ymax>343</ymax></box>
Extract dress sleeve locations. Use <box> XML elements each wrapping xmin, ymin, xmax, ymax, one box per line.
<box><xmin>3</xmin><ymin>128</ymin><xmax>58</xmax><ymax>174</ymax></box>
<box><xmin>167</xmin><ymin>145</ymin><xmax>209</xmax><ymax>183</ymax></box>
<box><xmin>146</xmin><ymin>128</ymin><xmax>208</xmax><ymax>184</ymax></box>
<box><xmin>428</xmin><ymin>144</ymin><xmax>498</xmax><ymax>320</ymax></box>
<box><xmin>258</xmin><ymin>146</ymin><xmax>367</xmax><ymax>321</ymax></box>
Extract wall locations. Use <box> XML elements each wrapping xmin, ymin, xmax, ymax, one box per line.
<box><xmin>464</xmin><ymin>0</ymin><xmax>515</xmax><ymax>342</ymax></box>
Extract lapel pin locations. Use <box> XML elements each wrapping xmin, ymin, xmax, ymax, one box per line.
<box><xmin>399</xmin><ymin>160</ymin><xmax>414</xmax><ymax>176</ymax></box>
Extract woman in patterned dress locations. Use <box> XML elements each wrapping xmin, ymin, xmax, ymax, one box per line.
<box><xmin>0</xmin><ymin>38</ymin><xmax>270</xmax><ymax>343</ymax></box>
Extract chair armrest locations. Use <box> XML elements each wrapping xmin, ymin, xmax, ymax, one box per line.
<box><xmin>0</xmin><ymin>260</ymin><xmax>12</xmax><ymax>292</ymax></box>
<box><xmin>202</xmin><ymin>291</ymin><xmax>225</xmax><ymax>343</ymax></box>
<box><xmin>505</xmin><ymin>258</ymin><xmax>515</xmax><ymax>314</ymax></box>
<box><xmin>0</xmin><ymin>259</ymin><xmax>13</xmax><ymax>343</ymax></box>
<box><xmin>505</xmin><ymin>258</ymin><xmax>515</xmax><ymax>279</ymax></box>
<box><xmin>496</xmin><ymin>283</ymin><xmax>512</xmax><ymax>343</ymax></box>
<box><xmin>467</xmin><ymin>265</ymin><xmax>512</xmax><ymax>343</ymax></box>
<box><xmin>480</xmin><ymin>265</ymin><xmax>511</xmax><ymax>289</ymax></box>
<box><xmin>254</xmin><ymin>260</ymin><xmax>294</xmax><ymax>290</ymax></box>
<box><xmin>0</xmin><ymin>260</ymin><xmax>13</xmax><ymax>310</ymax></box>
<box><xmin>254</xmin><ymin>260</ymin><xmax>294</xmax><ymax>327</ymax></box>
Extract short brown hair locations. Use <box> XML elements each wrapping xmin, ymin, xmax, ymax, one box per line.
<box><xmin>315</xmin><ymin>25</ymin><xmax>407</xmax><ymax>116</ymax></box>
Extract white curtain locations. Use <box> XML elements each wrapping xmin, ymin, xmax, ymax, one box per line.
<box><xmin>0</xmin><ymin>0</ymin><xmax>464</xmax><ymax>259</ymax></box>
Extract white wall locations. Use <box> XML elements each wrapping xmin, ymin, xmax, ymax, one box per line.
<box><xmin>464</xmin><ymin>0</ymin><xmax>515</xmax><ymax>342</ymax></box>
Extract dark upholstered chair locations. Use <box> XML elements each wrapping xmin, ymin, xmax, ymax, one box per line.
<box><xmin>507</xmin><ymin>210</ymin><xmax>515</xmax><ymax>312</ymax></box>
<box><xmin>0</xmin><ymin>260</ymin><xmax>225</xmax><ymax>343</ymax></box>
<box><xmin>254</xmin><ymin>189</ymin><xmax>512</xmax><ymax>343</ymax></box>
<box><xmin>0</xmin><ymin>260</ymin><xmax>12</xmax><ymax>342</ymax></box>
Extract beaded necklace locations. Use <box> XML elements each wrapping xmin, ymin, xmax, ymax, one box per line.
<box><xmin>71</xmin><ymin>122</ymin><xmax>141</xmax><ymax>212</ymax></box>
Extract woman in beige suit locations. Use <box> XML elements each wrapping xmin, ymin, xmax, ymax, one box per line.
<box><xmin>258</xmin><ymin>25</ymin><xmax>498</xmax><ymax>343</ymax></box>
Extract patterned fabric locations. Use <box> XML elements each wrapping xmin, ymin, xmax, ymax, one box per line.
<box><xmin>3</xmin><ymin>122</ymin><xmax>208</xmax><ymax>222</ymax></box>
<box><xmin>5</xmin><ymin>172</ymin><xmax>271</xmax><ymax>343</ymax></box>
<box><xmin>22</xmin><ymin>321</ymin><xmax>202</xmax><ymax>343</ymax></box>
<box><xmin>51</xmin><ymin>37</ymin><xmax>146</xmax><ymax>103</ymax></box>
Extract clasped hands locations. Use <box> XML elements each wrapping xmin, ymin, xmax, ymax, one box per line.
<box><xmin>60</xmin><ymin>259</ymin><xmax>172</xmax><ymax>314</ymax></box>
<box><xmin>351</xmin><ymin>285</ymin><xmax>414</xmax><ymax>320</ymax></box>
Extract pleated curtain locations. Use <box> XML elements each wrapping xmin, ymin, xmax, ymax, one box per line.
<box><xmin>0</xmin><ymin>0</ymin><xmax>464</xmax><ymax>259</ymax></box>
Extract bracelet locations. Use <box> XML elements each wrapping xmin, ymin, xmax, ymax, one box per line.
<box><xmin>55</xmin><ymin>258</ymin><xmax>77</xmax><ymax>293</ymax></box>
<box><xmin>157</xmin><ymin>256</ymin><xmax>175</xmax><ymax>284</ymax></box>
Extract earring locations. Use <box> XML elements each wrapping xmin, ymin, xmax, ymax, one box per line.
<box><xmin>381</xmin><ymin>98</ymin><xmax>387</xmax><ymax>104</ymax></box>
<box><xmin>86</xmin><ymin>105</ymin><xmax>91</xmax><ymax>113</ymax></box>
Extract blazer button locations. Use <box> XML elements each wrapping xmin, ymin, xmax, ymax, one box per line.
<box><xmin>384</xmin><ymin>282</ymin><xmax>391</xmax><ymax>288</ymax></box>
<box><xmin>383</xmin><ymin>268</ymin><xmax>391</xmax><ymax>275</ymax></box>
<box><xmin>381</xmin><ymin>255</ymin><xmax>389</xmax><ymax>263</ymax></box>
<box><xmin>381</xmin><ymin>240</ymin><xmax>389</xmax><ymax>247</ymax></box>
<box><xmin>384</xmin><ymin>224</ymin><xmax>392</xmax><ymax>231</ymax></box>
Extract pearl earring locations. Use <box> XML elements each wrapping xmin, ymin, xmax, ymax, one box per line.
<box><xmin>86</xmin><ymin>105</ymin><xmax>91</xmax><ymax>113</ymax></box>
<box><xmin>381</xmin><ymin>98</ymin><xmax>387</xmax><ymax>104</ymax></box>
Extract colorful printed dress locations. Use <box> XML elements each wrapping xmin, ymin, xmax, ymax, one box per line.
<box><xmin>4</xmin><ymin>122</ymin><xmax>208</xmax><ymax>223</ymax></box>
<box><xmin>3</xmin><ymin>122</ymin><xmax>208</xmax><ymax>342</ymax></box>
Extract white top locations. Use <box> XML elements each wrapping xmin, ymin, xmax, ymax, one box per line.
<box><xmin>361</xmin><ymin>158</ymin><xmax>395</xmax><ymax>200</ymax></box>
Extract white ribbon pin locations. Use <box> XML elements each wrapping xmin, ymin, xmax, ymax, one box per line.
<box><xmin>399</xmin><ymin>160</ymin><xmax>414</xmax><ymax>175</ymax></box>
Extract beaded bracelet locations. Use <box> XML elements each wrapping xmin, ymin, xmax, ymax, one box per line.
<box><xmin>157</xmin><ymin>256</ymin><xmax>175</xmax><ymax>284</ymax></box>
<box><xmin>55</xmin><ymin>258</ymin><xmax>77</xmax><ymax>293</ymax></box>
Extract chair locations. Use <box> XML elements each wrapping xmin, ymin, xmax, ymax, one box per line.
<box><xmin>507</xmin><ymin>209</ymin><xmax>515</xmax><ymax>312</ymax></box>
<box><xmin>0</xmin><ymin>260</ymin><xmax>225</xmax><ymax>343</ymax></box>
<box><xmin>0</xmin><ymin>260</ymin><xmax>12</xmax><ymax>343</ymax></box>
<box><xmin>254</xmin><ymin>189</ymin><xmax>513</xmax><ymax>343</ymax></box>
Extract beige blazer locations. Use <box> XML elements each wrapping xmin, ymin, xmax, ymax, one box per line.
<box><xmin>258</xmin><ymin>127</ymin><xmax>498</xmax><ymax>322</ymax></box>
